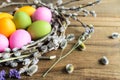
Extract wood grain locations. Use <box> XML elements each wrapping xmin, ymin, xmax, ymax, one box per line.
<box><xmin>0</xmin><ymin>0</ymin><xmax>120</xmax><ymax>80</ymax></box>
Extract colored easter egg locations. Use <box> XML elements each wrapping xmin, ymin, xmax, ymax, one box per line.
<box><xmin>13</xmin><ymin>11</ymin><xmax>32</xmax><ymax>29</ymax></box>
<box><xmin>16</xmin><ymin>6</ymin><xmax>36</xmax><ymax>16</ymax></box>
<box><xmin>0</xmin><ymin>34</ymin><xmax>9</xmax><ymax>52</ymax></box>
<box><xmin>9</xmin><ymin>29</ymin><xmax>31</xmax><ymax>49</ymax></box>
<box><xmin>32</xmin><ymin>7</ymin><xmax>52</xmax><ymax>22</ymax></box>
<box><xmin>0</xmin><ymin>12</ymin><xmax>13</xmax><ymax>19</ymax></box>
<box><xmin>27</xmin><ymin>20</ymin><xmax>51</xmax><ymax>40</ymax></box>
<box><xmin>0</xmin><ymin>18</ymin><xmax>16</xmax><ymax>37</ymax></box>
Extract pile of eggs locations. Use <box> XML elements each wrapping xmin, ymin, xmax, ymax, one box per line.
<box><xmin>0</xmin><ymin>6</ymin><xmax>52</xmax><ymax>52</ymax></box>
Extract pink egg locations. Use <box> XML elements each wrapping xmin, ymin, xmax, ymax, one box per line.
<box><xmin>32</xmin><ymin>7</ymin><xmax>52</xmax><ymax>22</ymax></box>
<box><xmin>0</xmin><ymin>34</ymin><xmax>9</xmax><ymax>52</ymax></box>
<box><xmin>9</xmin><ymin>29</ymin><xmax>31</xmax><ymax>49</ymax></box>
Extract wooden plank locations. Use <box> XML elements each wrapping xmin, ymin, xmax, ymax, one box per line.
<box><xmin>70</xmin><ymin>17</ymin><xmax>120</xmax><ymax>27</ymax></box>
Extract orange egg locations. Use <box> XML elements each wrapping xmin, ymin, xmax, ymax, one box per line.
<box><xmin>16</xmin><ymin>6</ymin><xmax>36</xmax><ymax>16</ymax></box>
<box><xmin>0</xmin><ymin>18</ymin><xmax>16</xmax><ymax>37</ymax></box>
<box><xmin>0</xmin><ymin>12</ymin><xmax>13</xmax><ymax>19</ymax></box>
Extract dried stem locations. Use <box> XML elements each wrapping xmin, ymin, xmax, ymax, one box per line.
<box><xmin>0</xmin><ymin>2</ymin><xmax>33</xmax><ymax>8</ymax></box>
<box><xmin>60</xmin><ymin>0</ymin><xmax>82</xmax><ymax>6</ymax></box>
<box><xmin>0</xmin><ymin>54</ymin><xmax>30</xmax><ymax>63</ymax></box>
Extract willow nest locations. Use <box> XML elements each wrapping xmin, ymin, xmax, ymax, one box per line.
<box><xmin>0</xmin><ymin>0</ymin><xmax>101</xmax><ymax>78</ymax></box>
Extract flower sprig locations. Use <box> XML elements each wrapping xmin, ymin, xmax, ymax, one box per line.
<box><xmin>0</xmin><ymin>69</ymin><xmax>20</xmax><ymax>80</ymax></box>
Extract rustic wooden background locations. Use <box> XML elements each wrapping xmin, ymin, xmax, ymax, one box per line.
<box><xmin>1</xmin><ymin>0</ymin><xmax>120</xmax><ymax>80</ymax></box>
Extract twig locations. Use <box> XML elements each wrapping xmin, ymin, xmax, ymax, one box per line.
<box><xmin>0</xmin><ymin>54</ymin><xmax>30</xmax><ymax>63</ymax></box>
<box><xmin>42</xmin><ymin>36</ymin><xmax>82</xmax><ymax>77</ymax></box>
<box><xmin>0</xmin><ymin>2</ymin><xmax>33</xmax><ymax>8</ymax></box>
<box><xmin>60</xmin><ymin>0</ymin><xmax>82</xmax><ymax>6</ymax></box>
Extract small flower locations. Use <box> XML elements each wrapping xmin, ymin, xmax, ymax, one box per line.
<box><xmin>19</xmin><ymin>66</ymin><xmax>28</xmax><ymax>74</ymax></box>
<box><xmin>73</xmin><ymin>13</ymin><xmax>78</xmax><ymax>16</ymax></box>
<box><xmin>111</xmin><ymin>32</ymin><xmax>120</xmax><ymax>39</ymax></box>
<box><xmin>1</xmin><ymin>2</ymin><xmax>7</xmax><ymax>7</ymax></box>
<box><xmin>5</xmin><ymin>61</ymin><xmax>13</xmax><ymax>66</ymax></box>
<box><xmin>90</xmin><ymin>10</ymin><xmax>97</xmax><ymax>17</ymax></box>
<box><xmin>26</xmin><ymin>65</ymin><xmax>38</xmax><ymax>76</ymax></box>
<box><xmin>54</xmin><ymin>10</ymin><xmax>59</xmax><ymax>15</ymax></box>
<box><xmin>2</xmin><ymin>53</ymin><xmax>11</xmax><ymax>59</ymax></box>
<box><xmin>66</xmin><ymin>34</ymin><xmax>75</xmax><ymax>41</ymax></box>
<box><xmin>12</xmin><ymin>48</ymin><xmax>19</xmax><ymax>52</ymax></box>
<box><xmin>31</xmin><ymin>58</ymin><xmax>39</xmax><ymax>65</ymax></box>
<box><xmin>40</xmin><ymin>45</ymin><xmax>48</xmax><ymax>53</ymax></box>
<box><xmin>48</xmin><ymin>3</ymin><xmax>54</xmax><ymax>9</ymax></box>
<box><xmin>6</xmin><ymin>0</ymin><xmax>11</xmax><ymax>3</ymax></box>
<box><xmin>99</xmin><ymin>56</ymin><xmax>109</xmax><ymax>65</ymax></box>
<box><xmin>66</xmin><ymin>18</ymin><xmax>71</xmax><ymax>25</ymax></box>
<box><xmin>33</xmin><ymin>0</ymin><xmax>39</xmax><ymax>4</ymax></box>
<box><xmin>10</xmin><ymin>62</ymin><xmax>18</xmax><ymax>68</ymax></box>
<box><xmin>29</xmin><ymin>41</ymin><xmax>35</xmax><ymax>44</ymax></box>
<box><xmin>71</xmin><ymin>6</ymin><xmax>76</xmax><ymax>9</ymax></box>
<box><xmin>21</xmin><ymin>46</ymin><xmax>27</xmax><ymax>50</ymax></box>
<box><xmin>60</xmin><ymin>39</ymin><xmax>67</xmax><ymax>49</ymax></box>
<box><xmin>47</xmin><ymin>41</ymin><xmax>55</xmax><ymax>51</ymax></box>
<box><xmin>14</xmin><ymin>51</ymin><xmax>21</xmax><ymax>57</ymax></box>
<box><xmin>78</xmin><ymin>42</ymin><xmax>86</xmax><ymax>51</ymax></box>
<box><xmin>9</xmin><ymin>69</ymin><xmax>21</xmax><ymax>79</ymax></box>
<box><xmin>57</xmin><ymin>0</ymin><xmax>63</xmax><ymax>5</ymax></box>
<box><xmin>0</xmin><ymin>76</ymin><xmax>5</xmax><ymax>80</ymax></box>
<box><xmin>0</xmin><ymin>70</ymin><xmax>6</xmax><ymax>77</ymax></box>
<box><xmin>4</xmin><ymin>48</ymin><xmax>11</xmax><ymax>53</ymax></box>
<box><xmin>14</xmin><ymin>7</ymin><xmax>19</xmax><ymax>11</ymax></box>
<box><xmin>33</xmin><ymin>52</ymin><xmax>41</xmax><ymax>58</ymax></box>
<box><xmin>68</xmin><ymin>13</ymin><xmax>72</xmax><ymax>17</ymax></box>
<box><xmin>60</xmin><ymin>26</ymin><xmax>65</xmax><ymax>32</ymax></box>
<box><xmin>17</xmin><ymin>58</ymin><xmax>23</xmax><ymax>63</ymax></box>
<box><xmin>66</xmin><ymin>64</ymin><xmax>74</xmax><ymax>74</ymax></box>
<box><xmin>22</xmin><ymin>58</ymin><xmax>31</xmax><ymax>66</ymax></box>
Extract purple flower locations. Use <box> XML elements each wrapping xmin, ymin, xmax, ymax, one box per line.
<box><xmin>0</xmin><ymin>70</ymin><xmax>6</xmax><ymax>80</ymax></box>
<box><xmin>9</xmin><ymin>69</ymin><xmax>21</xmax><ymax>79</ymax></box>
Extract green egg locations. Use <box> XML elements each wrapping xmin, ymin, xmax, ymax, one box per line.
<box><xmin>27</xmin><ymin>20</ymin><xmax>51</xmax><ymax>40</ymax></box>
<box><xmin>13</xmin><ymin>11</ymin><xmax>32</xmax><ymax>29</ymax></box>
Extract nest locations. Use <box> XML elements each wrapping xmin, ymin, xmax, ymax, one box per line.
<box><xmin>0</xmin><ymin>0</ymin><xmax>101</xmax><ymax>78</ymax></box>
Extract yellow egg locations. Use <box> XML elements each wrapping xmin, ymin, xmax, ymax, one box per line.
<box><xmin>16</xmin><ymin>6</ymin><xmax>36</xmax><ymax>16</ymax></box>
<box><xmin>0</xmin><ymin>12</ymin><xmax>13</xmax><ymax>19</ymax></box>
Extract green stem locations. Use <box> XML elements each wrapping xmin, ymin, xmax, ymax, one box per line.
<box><xmin>42</xmin><ymin>40</ymin><xmax>81</xmax><ymax>77</ymax></box>
<box><xmin>61</xmin><ymin>42</ymin><xmax>80</xmax><ymax>59</ymax></box>
<box><xmin>42</xmin><ymin>57</ymin><xmax>61</xmax><ymax>77</ymax></box>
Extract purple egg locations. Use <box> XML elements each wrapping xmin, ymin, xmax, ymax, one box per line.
<box><xmin>9</xmin><ymin>29</ymin><xmax>31</xmax><ymax>49</ymax></box>
<box><xmin>32</xmin><ymin>7</ymin><xmax>52</xmax><ymax>22</ymax></box>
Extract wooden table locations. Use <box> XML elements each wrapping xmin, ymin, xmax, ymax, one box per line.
<box><xmin>1</xmin><ymin>0</ymin><xmax>120</xmax><ymax>80</ymax></box>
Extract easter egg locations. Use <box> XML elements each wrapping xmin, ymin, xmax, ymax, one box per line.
<box><xmin>0</xmin><ymin>18</ymin><xmax>16</xmax><ymax>37</ymax></box>
<box><xmin>13</xmin><ymin>11</ymin><xmax>32</xmax><ymax>29</ymax></box>
<box><xmin>9</xmin><ymin>29</ymin><xmax>31</xmax><ymax>49</ymax></box>
<box><xmin>16</xmin><ymin>6</ymin><xmax>36</xmax><ymax>16</ymax></box>
<box><xmin>0</xmin><ymin>12</ymin><xmax>13</xmax><ymax>19</ymax></box>
<box><xmin>27</xmin><ymin>20</ymin><xmax>51</xmax><ymax>40</ymax></box>
<box><xmin>0</xmin><ymin>34</ymin><xmax>9</xmax><ymax>52</ymax></box>
<box><xmin>32</xmin><ymin>7</ymin><xmax>52</xmax><ymax>22</ymax></box>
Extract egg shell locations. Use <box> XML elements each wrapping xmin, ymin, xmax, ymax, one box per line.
<box><xmin>32</xmin><ymin>7</ymin><xmax>52</xmax><ymax>22</ymax></box>
<box><xmin>27</xmin><ymin>20</ymin><xmax>51</xmax><ymax>40</ymax></box>
<box><xmin>9</xmin><ymin>29</ymin><xmax>31</xmax><ymax>49</ymax></box>
<box><xmin>13</xmin><ymin>11</ymin><xmax>32</xmax><ymax>29</ymax></box>
<box><xmin>16</xmin><ymin>6</ymin><xmax>36</xmax><ymax>16</ymax></box>
<box><xmin>0</xmin><ymin>34</ymin><xmax>9</xmax><ymax>52</ymax></box>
